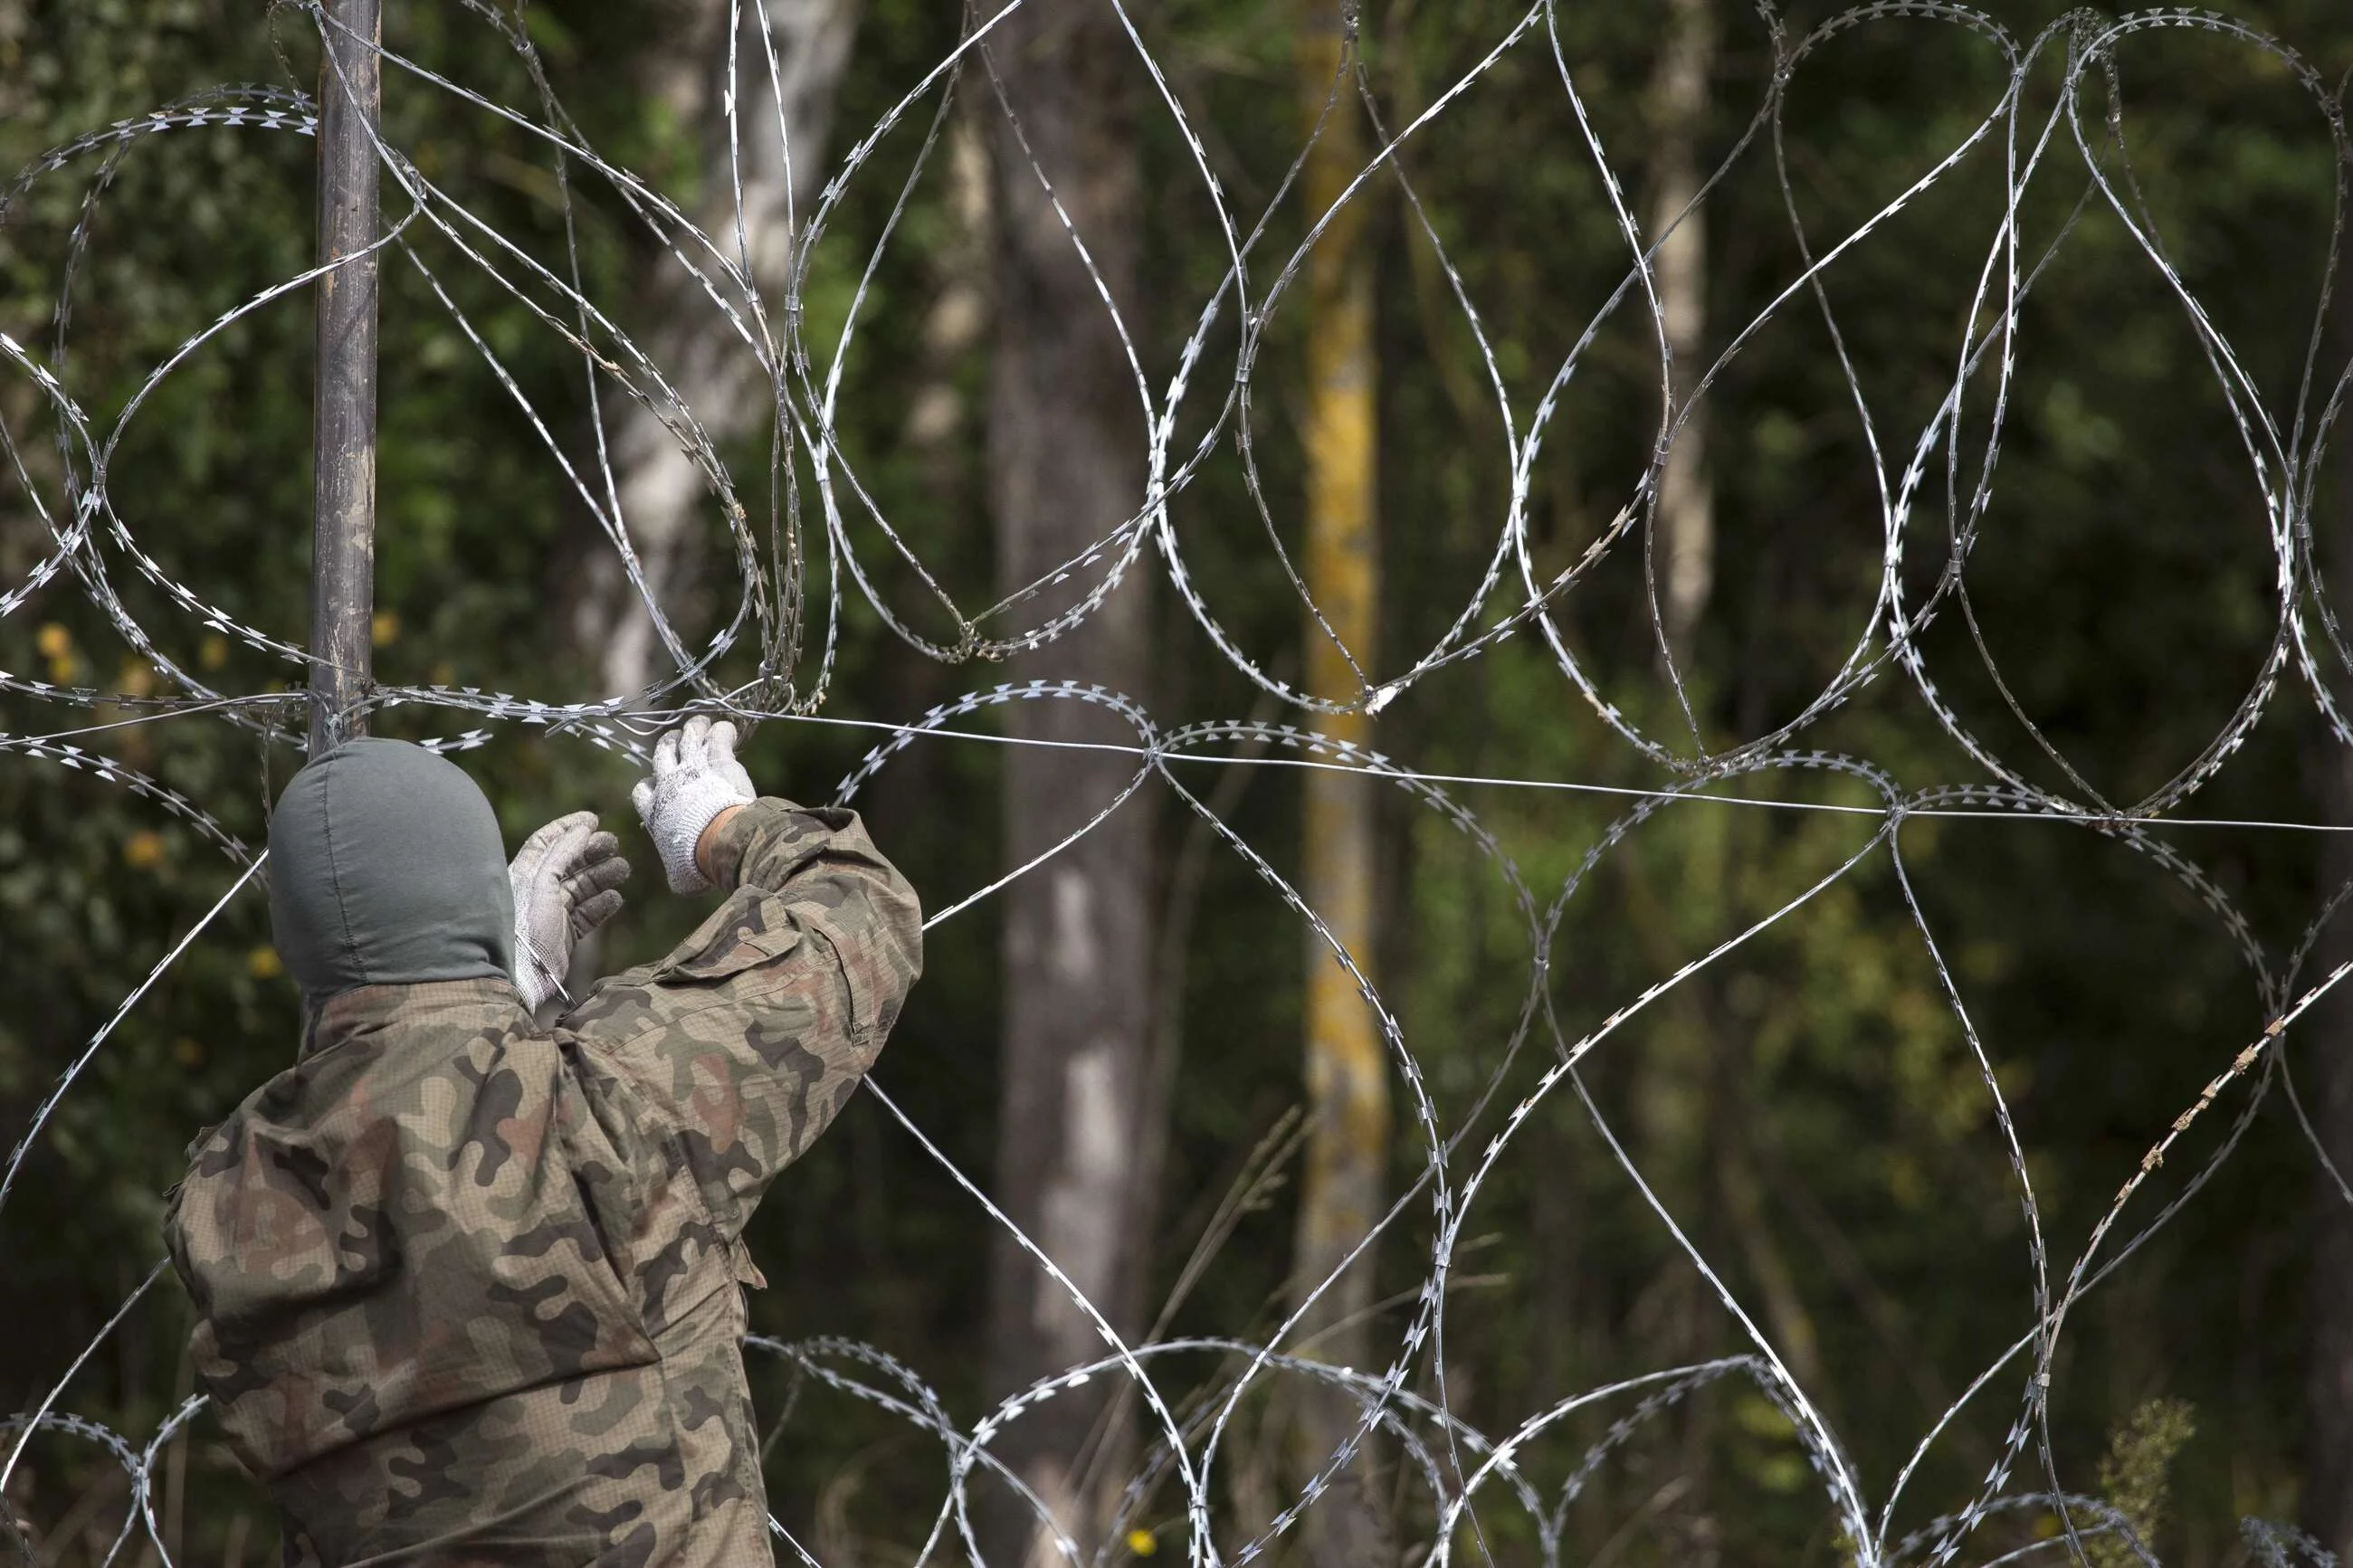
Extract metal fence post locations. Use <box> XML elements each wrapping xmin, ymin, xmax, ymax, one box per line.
<box><xmin>307</xmin><ymin>0</ymin><xmax>382</xmax><ymax>755</ymax></box>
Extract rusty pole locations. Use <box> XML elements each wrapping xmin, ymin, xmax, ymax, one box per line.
<box><xmin>307</xmin><ymin>0</ymin><xmax>382</xmax><ymax>755</ymax></box>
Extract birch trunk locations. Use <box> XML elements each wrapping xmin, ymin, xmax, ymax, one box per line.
<box><xmin>569</xmin><ymin>0</ymin><xmax>859</xmax><ymax>700</ymax></box>
<box><xmin>1648</xmin><ymin>0</ymin><xmax>1714</xmax><ymax>668</ymax></box>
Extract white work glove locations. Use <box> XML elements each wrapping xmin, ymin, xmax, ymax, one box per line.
<box><xmin>509</xmin><ymin>810</ymin><xmax>631</xmax><ymax>1012</ymax></box>
<box><xmin>633</xmin><ymin>716</ymin><xmax>756</xmax><ymax>896</ymax></box>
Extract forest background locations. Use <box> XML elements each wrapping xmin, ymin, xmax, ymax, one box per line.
<box><xmin>5</xmin><ymin>1</ymin><xmax>2353</xmax><ymax>1565</ymax></box>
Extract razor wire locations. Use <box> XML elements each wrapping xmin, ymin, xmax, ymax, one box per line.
<box><xmin>3</xmin><ymin>1</ymin><xmax>2351</xmax><ymax>1564</ymax></box>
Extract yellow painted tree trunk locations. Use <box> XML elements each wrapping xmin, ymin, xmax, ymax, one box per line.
<box><xmin>1291</xmin><ymin>4</ymin><xmax>1389</xmax><ymax>1564</ymax></box>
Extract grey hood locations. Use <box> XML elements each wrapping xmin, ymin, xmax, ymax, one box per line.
<box><xmin>267</xmin><ymin>737</ymin><xmax>514</xmax><ymax>1002</ymax></box>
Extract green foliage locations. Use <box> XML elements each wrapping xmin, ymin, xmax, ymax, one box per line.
<box><xmin>2088</xmin><ymin>1398</ymin><xmax>2199</xmax><ymax>1568</ymax></box>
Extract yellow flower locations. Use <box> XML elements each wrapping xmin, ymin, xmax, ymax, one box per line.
<box><xmin>115</xmin><ymin>659</ymin><xmax>156</xmax><ymax>699</ymax></box>
<box><xmin>249</xmin><ymin>946</ymin><xmax>285</xmax><ymax>981</ymax></box>
<box><xmin>198</xmin><ymin>634</ymin><xmax>231</xmax><ymax>671</ymax></box>
<box><xmin>173</xmin><ymin>1036</ymin><xmax>205</xmax><ymax>1068</ymax></box>
<box><xmin>36</xmin><ymin>622</ymin><xmax>79</xmax><ymax>685</ymax></box>
<box><xmin>122</xmin><ymin>831</ymin><xmax>166</xmax><ymax>870</ymax></box>
<box><xmin>1126</xmin><ymin>1530</ymin><xmax>1157</xmax><ymax>1558</ymax></box>
<box><xmin>371</xmin><ymin>611</ymin><xmax>400</xmax><ymax>648</ymax></box>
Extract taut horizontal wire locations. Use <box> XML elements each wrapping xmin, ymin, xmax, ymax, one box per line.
<box><xmin>757</xmin><ymin>708</ymin><xmax>2353</xmax><ymax>834</ymax></box>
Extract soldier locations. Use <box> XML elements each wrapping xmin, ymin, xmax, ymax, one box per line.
<box><xmin>166</xmin><ymin>716</ymin><xmax>922</xmax><ymax>1566</ymax></box>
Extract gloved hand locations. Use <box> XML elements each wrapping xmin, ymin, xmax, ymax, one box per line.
<box><xmin>633</xmin><ymin>715</ymin><xmax>756</xmax><ymax>895</ymax></box>
<box><xmin>510</xmin><ymin>810</ymin><xmax>631</xmax><ymax>1012</ymax></box>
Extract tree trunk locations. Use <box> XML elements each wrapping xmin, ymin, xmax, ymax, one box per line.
<box><xmin>568</xmin><ymin>0</ymin><xmax>860</xmax><ymax>701</ymax></box>
<box><xmin>1617</xmin><ymin>843</ymin><xmax>1725</xmax><ymax>1564</ymax></box>
<box><xmin>2307</xmin><ymin>784</ymin><xmax>2353</xmax><ymax>1557</ymax></box>
<box><xmin>1648</xmin><ymin>0</ymin><xmax>1714</xmax><ymax>669</ymax></box>
<box><xmin>1288</xmin><ymin>5</ymin><xmax>1391</xmax><ymax>1565</ymax></box>
<box><xmin>2303</xmin><ymin>277</ymin><xmax>2353</xmax><ymax>1564</ymax></box>
<box><xmin>978</xmin><ymin>5</ymin><xmax>1157</xmax><ymax>1563</ymax></box>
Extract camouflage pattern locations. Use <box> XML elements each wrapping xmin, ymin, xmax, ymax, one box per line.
<box><xmin>165</xmin><ymin>800</ymin><xmax>921</xmax><ymax>1566</ymax></box>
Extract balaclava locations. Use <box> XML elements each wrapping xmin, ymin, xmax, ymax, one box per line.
<box><xmin>267</xmin><ymin>737</ymin><xmax>515</xmax><ymax>1002</ymax></box>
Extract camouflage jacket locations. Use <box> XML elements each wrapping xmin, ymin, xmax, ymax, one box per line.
<box><xmin>165</xmin><ymin>800</ymin><xmax>921</xmax><ymax>1567</ymax></box>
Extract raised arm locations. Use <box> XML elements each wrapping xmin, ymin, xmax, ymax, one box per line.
<box><xmin>564</xmin><ymin>724</ymin><xmax>922</xmax><ymax>1239</ymax></box>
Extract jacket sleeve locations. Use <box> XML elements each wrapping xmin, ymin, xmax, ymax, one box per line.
<box><xmin>562</xmin><ymin>798</ymin><xmax>922</xmax><ymax>1240</ymax></box>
